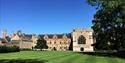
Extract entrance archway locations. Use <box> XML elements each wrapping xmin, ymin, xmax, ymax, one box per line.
<box><xmin>80</xmin><ymin>47</ymin><xmax>84</xmax><ymax>51</ymax></box>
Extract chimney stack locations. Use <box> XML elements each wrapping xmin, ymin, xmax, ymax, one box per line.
<box><xmin>10</xmin><ymin>32</ymin><xmax>14</xmax><ymax>38</ymax></box>
<box><xmin>2</xmin><ymin>29</ymin><xmax>7</xmax><ymax>38</ymax></box>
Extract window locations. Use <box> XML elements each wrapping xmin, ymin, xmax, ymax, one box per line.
<box><xmin>60</xmin><ymin>47</ymin><xmax>62</xmax><ymax>49</ymax></box>
<box><xmin>64</xmin><ymin>42</ymin><xmax>66</xmax><ymax>44</ymax></box>
<box><xmin>54</xmin><ymin>42</ymin><xmax>56</xmax><ymax>44</ymax></box>
<box><xmin>64</xmin><ymin>47</ymin><xmax>67</xmax><ymax>49</ymax></box>
<box><xmin>50</xmin><ymin>42</ymin><xmax>52</xmax><ymax>44</ymax></box>
<box><xmin>78</xmin><ymin>35</ymin><xmax>86</xmax><ymax>44</ymax></box>
<box><xmin>89</xmin><ymin>35</ymin><xmax>92</xmax><ymax>39</ymax></box>
<box><xmin>81</xmin><ymin>31</ymin><xmax>82</xmax><ymax>33</ymax></box>
<box><xmin>50</xmin><ymin>47</ymin><xmax>52</xmax><ymax>49</ymax></box>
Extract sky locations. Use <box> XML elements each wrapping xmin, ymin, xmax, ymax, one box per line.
<box><xmin>0</xmin><ymin>0</ymin><xmax>96</xmax><ymax>36</ymax></box>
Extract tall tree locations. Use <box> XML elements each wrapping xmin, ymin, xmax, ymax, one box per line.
<box><xmin>35</xmin><ymin>38</ymin><xmax>48</xmax><ymax>51</ymax></box>
<box><xmin>87</xmin><ymin>0</ymin><xmax>125</xmax><ymax>50</ymax></box>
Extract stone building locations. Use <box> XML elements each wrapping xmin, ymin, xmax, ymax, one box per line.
<box><xmin>72</xmin><ymin>29</ymin><xmax>94</xmax><ymax>52</ymax></box>
<box><xmin>0</xmin><ymin>30</ymin><xmax>36</xmax><ymax>49</ymax></box>
<box><xmin>38</xmin><ymin>34</ymin><xmax>71</xmax><ymax>51</ymax></box>
<box><xmin>0</xmin><ymin>28</ymin><xmax>95</xmax><ymax>52</ymax></box>
<box><xmin>10</xmin><ymin>31</ymin><xmax>34</xmax><ymax>49</ymax></box>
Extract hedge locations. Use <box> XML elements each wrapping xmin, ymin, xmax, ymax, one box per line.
<box><xmin>0</xmin><ymin>45</ymin><xmax>20</xmax><ymax>53</ymax></box>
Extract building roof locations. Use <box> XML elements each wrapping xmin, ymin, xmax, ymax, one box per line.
<box><xmin>2</xmin><ymin>42</ymin><xmax>19</xmax><ymax>46</ymax></box>
<box><xmin>39</xmin><ymin>34</ymin><xmax>45</xmax><ymax>39</ymax></box>
<box><xmin>11</xmin><ymin>33</ymin><xmax>33</xmax><ymax>42</ymax></box>
<box><xmin>0</xmin><ymin>38</ymin><xmax>7</xmax><ymax>42</ymax></box>
<box><xmin>39</xmin><ymin>33</ymin><xmax>71</xmax><ymax>39</ymax></box>
<box><xmin>73</xmin><ymin>28</ymin><xmax>93</xmax><ymax>32</ymax></box>
<box><xmin>21</xmin><ymin>34</ymin><xmax>32</xmax><ymax>39</ymax></box>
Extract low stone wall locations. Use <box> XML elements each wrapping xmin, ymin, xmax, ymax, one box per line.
<box><xmin>0</xmin><ymin>41</ymin><xmax>33</xmax><ymax>49</ymax></box>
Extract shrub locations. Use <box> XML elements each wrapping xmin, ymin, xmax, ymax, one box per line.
<box><xmin>0</xmin><ymin>45</ymin><xmax>20</xmax><ymax>53</ymax></box>
<box><xmin>20</xmin><ymin>48</ymin><xmax>32</xmax><ymax>51</ymax></box>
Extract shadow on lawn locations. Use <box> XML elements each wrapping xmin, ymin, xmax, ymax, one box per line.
<box><xmin>79</xmin><ymin>51</ymin><xmax>125</xmax><ymax>59</ymax></box>
<box><xmin>0</xmin><ymin>59</ymin><xmax>48</xmax><ymax>63</ymax></box>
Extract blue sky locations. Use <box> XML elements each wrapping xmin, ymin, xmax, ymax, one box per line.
<box><xmin>0</xmin><ymin>0</ymin><xmax>96</xmax><ymax>35</ymax></box>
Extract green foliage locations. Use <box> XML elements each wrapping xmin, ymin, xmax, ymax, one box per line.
<box><xmin>0</xmin><ymin>45</ymin><xmax>20</xmax><ymax>53</ymax></box>
<box><xmin>87</xmin><ymin>0</ymin><xmax>125</xmax><ymax>50</ymax></box>
<box><xmin>35</xmin><ymin>38</ymin><xmax>48</xmax><ymax>50</ymax></box>
<box><xmin>20</xmin><ymin>48</ymin><xmax>32</xmax><ymax>51</ymax></box>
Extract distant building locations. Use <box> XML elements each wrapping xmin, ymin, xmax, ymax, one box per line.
<box><xmin>0</xmin><ymin>38</ymin><xmax>8</xmax><ymax>45</ymax></box>
<box><xmin>38</xmin><ymin>34</ymin><xmax>71</xmax><ymax>51</ymax></box>
<box><xmin>0</xmin><ymin>28</ymin><xmax>95</xmax><ymax>52</ymax></box>
<box><xmin>10</xmin><ymin>31</ymin><xmax>33</xmax><ymax>49</ymax></box>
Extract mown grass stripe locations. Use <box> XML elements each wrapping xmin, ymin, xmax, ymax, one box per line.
<box><xmin>46</xmin><ymin>54</ymin><xmax>76</xmax><ymax>63</ymax></box>
<box><xmin>0</xmin><ymin>51</ymin><xmax>124</xmax><ymax>63</ymax></box>
<box><xmin>83</xmin><ymin>55</ymin><xmax>97</xmax><ymax>63</ymax></box>
<box><xmin>59</xmin><ymin>54</ymin><xmax>84</xmax><ymax>63</ymax></box>
<box><xmin>105</xmin><ymin>57</ymin><xmax>119</xmax><ymax>63</ymax></box>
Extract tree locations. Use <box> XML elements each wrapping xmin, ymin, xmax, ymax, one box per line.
<box><xmin>87</xmin><ymin>0</ymin><xmax>125</xmax><ymax>50</ymax></box>
<box><xmin>35</xmin><ymin>38</ymin><xmax>48</xmax><ymax>51</ymax></box>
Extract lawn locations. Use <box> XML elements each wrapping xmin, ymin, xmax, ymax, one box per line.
<box><xmin>0</xmin><ymin>51</ymin><xmax>124</xmax><ymax>63</ymax></box>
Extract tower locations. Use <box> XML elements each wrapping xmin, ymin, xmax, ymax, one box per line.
<box><xmin>72</xmin><ymin>28</ymin><xmax>94</xmax><ymax>52</ymax></box>
<box><xmin>2</xmin><ymin>29</ymin><xmax>7</xmax><ymax>39</ymax></box>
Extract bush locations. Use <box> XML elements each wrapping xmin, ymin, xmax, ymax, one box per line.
<box><xmin>20</xmin><ymin>48</ymin><xmax>32</xmax><ymax>51</ymax></box>
<box><xmin>0</xmin><ymin>45</ymin><xmax>20</xmax><ymax>53</ymax></box>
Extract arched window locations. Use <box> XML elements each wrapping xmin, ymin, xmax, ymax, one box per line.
<box><xmin>78</xmin><ymin>35</ymin><xmax>86</xmax><ymax>44</ymax></box>
<box><xmin>50</xmin><ymin>42</ymin><xmax>52</xmax><ymax>44</ymax></box>
<box><xmin>54</xmin><ymin>42</ymin><xmax>56</xmax><ymax>44</ymax></box>
<box><xmin>60</xmin><ymin>42</ymin><xmax>62</xmax><ymax>44</ymax></box>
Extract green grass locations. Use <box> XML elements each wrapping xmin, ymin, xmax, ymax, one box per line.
<box><xmin>0</xmin><ymin>51</ymin><xmax>124</xmax><ymax>63</ymax></box>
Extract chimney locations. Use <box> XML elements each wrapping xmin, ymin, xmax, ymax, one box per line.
<box><xmin>2</xmin><ymin>29</ymin><xmax>7</xmax><ymax>38</ymax></box>
<box><xmin>10</xmin><ymin>32</ymin><xmax>14</xmax><ymax>38</ymax></box>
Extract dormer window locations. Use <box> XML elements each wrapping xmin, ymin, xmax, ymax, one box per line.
<box><xmin>44</xmin><ymin>35</ymin><xmax>48</xmax><ymax>40</ymax></box>
<box><xmin>63</xmin><ymin>34</ymin><xmax>67</xmax><ymax>39</ymax></box>
<box><xmin>53</xmin><ymin>35</ymin><xmax>57</xmax><ymax>39</ymax></box>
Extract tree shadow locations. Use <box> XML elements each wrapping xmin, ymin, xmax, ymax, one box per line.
<box><xmin>79</xmin><ymin>51</ymin><xmax>125</xmax><ymax>59</ymax></box>
<box><xmin>0</xmin><ymin>59</ymin><xmax>48</xmax><ymax>63</ymax></box>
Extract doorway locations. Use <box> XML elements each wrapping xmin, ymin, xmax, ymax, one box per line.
<box><xmin>80</xmin><ymin>47</ymin><xmax>84</xmax><ymax>51</ymax></box>
<box><xmin>53</xmin><ymin>47</ymin><xmax>56</xmax><ymax>51</ymax></box>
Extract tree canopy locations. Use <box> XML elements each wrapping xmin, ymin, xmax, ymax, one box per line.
<box><xmin>87</xmin><ymin>0</ymin><xmax>125</xmax><ymax>50</ymax></box>
<box><xmin>35</xmin><ymin>38</ymin><xmax>48</xmax><ymax>51</ymax></box>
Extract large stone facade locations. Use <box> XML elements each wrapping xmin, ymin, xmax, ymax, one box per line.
<box><xmin>72</xmin><ymin>29</ymin><xmax>94</xmax><ymax>52</ymax></box>
<box><xmin>38</xmin><ymin>34</ymin><xmax>71</xmax><ymax>51</ymax></box>
<box><xmin>0</xmin><ymin>28</ymin><xmax>95</xmax><ymax>52</ymax></box>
